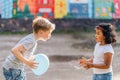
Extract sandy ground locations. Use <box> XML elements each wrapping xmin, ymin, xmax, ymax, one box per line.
<box><xmin>0</xmin><ymin>33</ymin><xmax>120</xmax><ymax>80</ymax></box>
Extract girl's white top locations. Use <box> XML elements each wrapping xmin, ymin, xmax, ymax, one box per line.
<box><xmin>93</xmin><ymin>42</ymin><xmax>114</xmax><ymax>74</ymax></box>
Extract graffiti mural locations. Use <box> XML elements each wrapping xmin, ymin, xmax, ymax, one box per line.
<box><xmin>64</xmin><ymin>0</ymin><xmax>89</xmax><ymax>18</ymax></box>
<box><xmin>94</xmin><ymin>0</ymin><xmax>113</xmax><ymax>19</ymax></box>
<box><xmin>0</xmin><ymin>0</ymin><xmax>119</xmax><ymax>19</ymax></box>
<box><xmin>113</xmin><ymin>0</ymin><xmax>120</xmax><ymax>18</ymax></box>
<box><xmin>54</xmin><ymin>0</ymin><xmax>67</xmax><ymax>18</ymax></box>
<box><xmin>88</xmin><ymin>0</ymin><xmax>93</xmax><ymax>18</ymax></box>
<box><xmin>1</xmin><ymin>0</ymin><xmax>13</xmax><ymax>18</ymax></box>
<box><xmin>0</xmin><ymin>0</ymin><xmax>1</xmax><ymax>18</ymax></box>
<box><xmin>36</xmin><ymin>0</ymin><xmax>54</xmax><ymax>18</ymax></box>
<box><xmin>13</xmin><ymin>0</ymin><xmax>34</xmax><ymax>18</ymax></box>
<box><xmin>13</xmin><ymin>0</ymin><xmax>54</xmax><ymax>18</ymax></box>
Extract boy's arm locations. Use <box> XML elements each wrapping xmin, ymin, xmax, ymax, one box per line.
<box><xmin>11</xmin><ymin>44</ymin><xmax>38</xmax><ymax>68</ymax></box>
<box><xmin>29</xmin><ymin>55</ymin><xmax>35</xmax><ymax>61</ymax></box>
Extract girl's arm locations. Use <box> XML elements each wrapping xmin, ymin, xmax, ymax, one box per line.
<box><xmin>86</xmin><ymin>56</ymin><xmax>93</xmax><ymax>63</ymax></box>
<box><xmin>79</xmin><ymin>56</ymin><xmax>93</xmax><ymax>66</ymax></box>
<box><xmin>11</xmin><ymin>44</ymin><xmax>38</xmax><ymax>69</ymax></box>
<box><xmin>87</xmin><ymin>53</ymin><xmax>112</xmax><ymax>69</ymax></box>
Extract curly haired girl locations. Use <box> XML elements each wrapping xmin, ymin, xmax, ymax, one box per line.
<box><xmin>79</xmin><ymin>23</ymin><xmax>117</xmax><ymax>80</ymax></box>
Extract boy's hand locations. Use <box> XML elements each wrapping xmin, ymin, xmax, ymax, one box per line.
<box><xmin>26</xmin><ymin>60</ymin><xmax>38</xmax><ymax>69</ymax></box>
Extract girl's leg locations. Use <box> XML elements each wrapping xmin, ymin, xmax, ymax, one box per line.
<box><xmin>105</xmin><ymin>72</ymin><xmax>112</xmax><ymax>80</ymax></box>
<box><xmin>93</xmin><ymin>74</ymin><xmax>97</xmax><ymax>80</ymax></box>
<box><xmin>95</xmin><ymin>72</ymin><xmax>112</xmax><ymax>80</ymax></box>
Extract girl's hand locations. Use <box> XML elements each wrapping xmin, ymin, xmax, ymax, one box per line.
<box><xmin>87</xmin><ymin>63</ymin><xmax>94</xmax><ymax>68</ymax></box>
<box><xmin>83</xmin><ymin>64</ymin><xmax>89</xmax><ymax>70</ymax></box>
<box><xmin>78</xmin><ymin>57</ymin><xmax>94</xmax><ymax>70</ymax></box>
<box><xmin>84</xmin><ymin>62</ymin><xmax>94</xmax><ymax>69</ymax></box>
<box><xmin>78</xmin><ymin>57</ymin><xmax>87</xmax><ymax>66</ymax></box>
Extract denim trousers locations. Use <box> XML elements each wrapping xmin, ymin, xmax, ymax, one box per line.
<box><xmin>93</xmin><ymin>72</ymin><xmax>112</xmax><ymax>80</ymax></box>
<box><xmin>3</xmin><ymin>67</ymin><xmax>26</xmax><ymax>80</ymax></box>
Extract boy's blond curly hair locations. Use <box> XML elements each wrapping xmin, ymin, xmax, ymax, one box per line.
<box><xmin>32</xmin><ymin>16</ymin><xmax>55</xmax><ymax>33</ymax></box>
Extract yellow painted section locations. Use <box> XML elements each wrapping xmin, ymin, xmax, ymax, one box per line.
<box><xmin>13</xmin><ymin>9</ymin><xmax>16</xmax><ymax>15</ymax></box>
<box><xmin>54</xmin><ymin>0</ymin><xmax>67</xmax><ymax>18</ymax></box>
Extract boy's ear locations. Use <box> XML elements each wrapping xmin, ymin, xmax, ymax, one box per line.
<box><xmin>38</xmin><ymin>30</ymin><xmax>44</xmax><ymax>34</ymax></box>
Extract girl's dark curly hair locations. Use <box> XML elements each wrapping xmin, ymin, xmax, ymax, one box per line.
<box><xmin>95</xmin><ymin>23</ymin><xmax>117</xmax><ymax>44</ymax></box>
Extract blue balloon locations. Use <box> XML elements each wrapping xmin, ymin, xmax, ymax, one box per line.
<box><xmin>32</xmin><ymin>54</ymin><xmax>49</xmax><ymax>76</ymax></box>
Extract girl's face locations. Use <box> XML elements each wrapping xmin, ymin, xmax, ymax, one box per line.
<box><xmin>38</xmin><ymin>29</ymin><xmax>52</xmax><ymax>41</ymax></box>
<box><xmin>95</xmin><ymin>29</ymin><xmax>105</xmax><ymax>43</ymax></box>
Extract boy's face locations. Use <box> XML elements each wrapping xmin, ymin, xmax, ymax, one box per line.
<box><xmin>38</xmin><ymin>29</ymin><xmax>52</xmax><ymax>41</ymax></box>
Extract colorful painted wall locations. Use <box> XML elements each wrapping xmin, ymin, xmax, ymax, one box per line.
<box><xmin>94</xmin><ymin>0</ymin><xmax>113</xmax><ymax>19</ymax></box>
<box><xmin>0</xmin><ymin>0</ymin><xmax>1</xmax><ymax>18</ymax></box>
<box><xmin>72</xmin><ymin>0</ymin><xmax>88</xmax><ymax>18</ymax></box>
<box><xmin>54</xmin><ymin>0</ymin><xmax>67</xmax><ymax>18</ymax></box>
<box><xmin>113</xmin><ymin>0</ymin><xmax>120</xmax><ymax>18</ymax></box>
<box><xmin>1</xmin><ymin>0</ymin><xmax>13</xmax><ymax>18</ymax></box>
<box><xmin>36</xmin><ymin>0</ymin><xmax>54</xmax><ymax>18</ymax></box>
<box><xmin>12</xmin><ymin>0</ymin><xmax>54</xmax><ymax>18</ymax></box>
<box><xmin>0</xmin><ymin>0</ymin><xmax>119</xmax><ymax>19</ymax></box>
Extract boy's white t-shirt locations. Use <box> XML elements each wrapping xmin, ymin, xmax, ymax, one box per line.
<box><xmin>93</xmin><ymin>42</ymin><xmax>114</xmax><ymax>74</ymax></box>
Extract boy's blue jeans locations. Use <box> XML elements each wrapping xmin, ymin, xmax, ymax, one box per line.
<box><xmin>3</xmin><ymin>67</ymin><xmax>26</xmax><ymax>80</ymax></box>
<box><xmin>93</xmin><ymin>72</ymin><xmax>112</xmax><ymax>80</ymax></box>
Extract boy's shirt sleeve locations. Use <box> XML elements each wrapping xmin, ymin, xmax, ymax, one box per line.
<box><xmin>20</xmin><ymin>40</ymin><xmax>34</xmax><ymax>51</ymax></box>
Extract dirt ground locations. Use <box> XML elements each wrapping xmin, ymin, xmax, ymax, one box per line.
<box><xmin>0</xmin><ymin>33</ymin><xmax>120</xmax><ymax>80</ymax></box>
